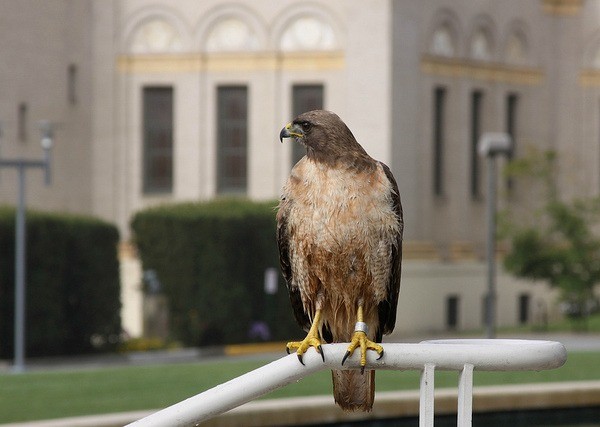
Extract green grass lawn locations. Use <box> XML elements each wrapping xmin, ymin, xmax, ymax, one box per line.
<box><xmin>0</xmin><ymin>351</ymin><xmax>599</xmax><ymax>423</ymax></box>
<box><xmin>498</xmin><ymin>312</ymin><xmax>600</xmax><ymax>334</ymax></box>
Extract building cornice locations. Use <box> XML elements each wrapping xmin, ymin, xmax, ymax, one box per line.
<box><xmin>421</xmin><ymin>56</ymin><xmax>544</xmax><ymax>85</ymax></box>
<box><xmin>579</xmin><ymin>69</ymin><xmax>600</xmax><ymax>86</ymax></box>
<box><xmin>542</xmin><ymin>0</ymin><xmax>583</xmax><ymax>16</ymax></box>
<box><xmin>117</xmin><ymin>51</ymin><xmax>345</xmax><ymax>73</ymax></box>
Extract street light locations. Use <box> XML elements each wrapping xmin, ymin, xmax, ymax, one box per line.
<box><xmin>39</xmin><ymin>120</ymin><xmax>54</xmax><ymax>185</ymax></box>
<box><xmin>478</xmin><ymin>132</ymin><xmax>512</xmax><ymax>339</ymax></box>
<box><xmin>0</xmin><ymin>121</ymin><xmax>54</xmax><ymax>373</ymax></box>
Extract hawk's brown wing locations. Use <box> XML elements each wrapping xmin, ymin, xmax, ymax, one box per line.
<box><xmin>277</xmin><ymin>208</ymin><xmax>311</xmax><ymax>331</ymax></box>
<box><xmin>376</xmin><ymin>162</ymin><xmax>403</xmax><ymax>341</ymax></box>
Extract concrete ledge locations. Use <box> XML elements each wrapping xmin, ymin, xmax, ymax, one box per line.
<box><xmin>0</xmin><ymin>411</ymin><xmax>153</xmax><ymax>427</ymax></box>
<box><xmin>4</xmin><ymin>381</ymin><xmax>598</xmax><ymax>427</ymax></box>
<box><xmin>472</xmin><ymin>380</ymin><xmax>600</xmax><ymax>413</ymax></box>
<box><xmin>203</xmin><ymin>380</ymin><xmax>600</xmax><ymax>426</ymax></box>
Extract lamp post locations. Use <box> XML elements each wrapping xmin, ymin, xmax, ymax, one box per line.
<box><xmin>478</xmin><ymin>133</ymin><xmax>512</xmax><ymax>339</ymax></box>
<box><xmin>0</xmin><ymin>121</ymin><xmax>53</xmax><ymax>373</ymax></box>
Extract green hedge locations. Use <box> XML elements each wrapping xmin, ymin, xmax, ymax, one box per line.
<box><xmin>131</xmin><ymin>199</ymin><xmax>301</xmax><ymax>347</ymax></box>
<box><xmin>0</xmin><ymin>207</ymin><xmax>121</xmax><ymax>358</ymax></box>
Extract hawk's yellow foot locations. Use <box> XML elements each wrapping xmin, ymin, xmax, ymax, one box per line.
<box><xmin>286</xmin><ymin>309</ymin><xmax>324</xmax><ymax>365</ymax></box>
<box><xmin>286</xmin><ymin>333</ymin><xmax>323</xmax><ymax>365</ymax></box>
<box><xmin>341</xmin><ymin>327</ymin><xmax>384</xmax><ymax>374</ymax></box>
<box><xmin>342</xmin><ymin>305</ymin><xmax>384</xmax><ymax>374</ymax></box>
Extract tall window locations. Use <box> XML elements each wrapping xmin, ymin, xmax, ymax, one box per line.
<box><xmin>433</xmin><ymin>86</ymin><xmax>447</xmax><ymax>196</ymax></box>
<box><xmin>518</xmin><ymin>293</ymin><xmax>530</xmax><ymax>324</ymax></box>
<box><xmin>217</xmin><ymin>86</ymin><xmax>248</xmax><ymax>194</ymax></box>
<box><xmin>470</xmin><ymin>90</ymin><xmax>484</xmax><ymax>199</ymax></box>
<box><xmin>291</xmin><ymin>85</ymin><xmax>324</xmax><ymax>165</ymax></box>
<box><xmin>506</xmin><ymin>93</ymin><xmax>519</xmax><ymax>189</ymax></box>
<box><xmin>446</xmin><ymin>295</ymin><xmax>459</xmax><ymax>330</ymax></box>
<box><xmin>18</xmin><ymin>103</ymin><xmax>27</xmax><ymax>142</ymax></box>
<box><xmin>143</xmin><ymin>86</ymin><xmax>173</xmax><ymax>194</ymax></box>
<box><xmin>68</xmin><ymin>64</ymin><xmax>78</xmax><ymax>105</ymax></box>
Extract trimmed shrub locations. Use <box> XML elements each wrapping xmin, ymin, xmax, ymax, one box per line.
<box><xmin>0</xmin><ymin>207</ymin><xmax>121</xmax><ymax>358</ymax></box>
<box><xmin>131</xmin><ymin>199</ymin><xmax>301</xmax><ymax>347</ymax></box>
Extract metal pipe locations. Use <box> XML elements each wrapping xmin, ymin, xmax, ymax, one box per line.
<box><xmin>0</xmin><ymin>122</ymin><xmax>54</xmax><ymax>373</ymax></box>
<box><xmin>419</xmin><ymin>363</ymin><xmax>435</xmax><ymax>427</ymax></box>
<box><xmin>478</xmin><ymin>133</ymin><xmax>512</xmax><ymax>339</ymax></box>
<box><xmin>457</xmin><ymin>363</ymin><xmax>474</xmax><ymax>427</ymax></box>
<box><xmin>13</xmin><ymin>166</ymin><xmax>26</xmax><ymax>373</ymax></box>
<box><xmin>486</xmin><ymin>155</ymin><xmax>497</xmax><ymax>339</ymax></box>
<box><xmin>127</xmin><ymin>340</ymin><xmax>567</xmax><ymax>427</ymax></box>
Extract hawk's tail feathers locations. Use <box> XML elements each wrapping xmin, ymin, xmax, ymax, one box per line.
<box><xmin>331</xmin><ymin>369</ymin><xmax>375</xmax><ymax>412</ymax></box>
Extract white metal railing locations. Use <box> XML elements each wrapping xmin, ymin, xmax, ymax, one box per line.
<box><xmin>127</xmin><ymin>339</ymin><xmax>567</xmax><ymax>427</ymax></box>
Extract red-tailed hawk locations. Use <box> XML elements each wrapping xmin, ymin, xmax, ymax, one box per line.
<box><xmin>277</xmin><ymin>110</ymin><xmax>403</xmax><ymax>411</ymax></box>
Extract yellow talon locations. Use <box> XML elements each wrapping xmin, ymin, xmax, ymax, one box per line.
<box><xmin>341</xmin><ymin>305</ymin><xmax>384</xmax><ymax>373</ymax></box>
<box><xmin>342</xmin><ymin>330</ymin><xmax>384</xmax><ymax>373</ymax></box>
<box><xmin>286</xmin><ymin>309</ymin><xmax>324</xmax><ymax>365</ymax></box>
<box><xmin>286</xmin><ymin>335</ymin><xmax>323</xmax><ymax>365</ymax></box>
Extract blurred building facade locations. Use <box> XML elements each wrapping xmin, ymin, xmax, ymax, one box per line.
<box><xmin>1</xmin><ymin>0</ymin><xmax>597</xmax><ymax>336</ymax></box>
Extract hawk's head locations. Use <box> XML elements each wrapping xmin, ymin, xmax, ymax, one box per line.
<box><xmin>279</xmin><ymin>110</ymin><xmax>365</xmax><ymax>160</ymax></box>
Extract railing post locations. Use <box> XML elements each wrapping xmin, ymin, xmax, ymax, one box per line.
<box><xmin>457</xmin><ymin>363</ymin><xmax>474</xmax><ymax>427</ymax></box>
<box><xmin>419</xmin><ymin>363</ymin><xmax>435</xmax><ymax>427</ymax></box>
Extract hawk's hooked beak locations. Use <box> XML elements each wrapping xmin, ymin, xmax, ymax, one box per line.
<box><xmin>279</xmin><ymin>123</ymin><xmax>303</xmax><ymax>143</ymax></box>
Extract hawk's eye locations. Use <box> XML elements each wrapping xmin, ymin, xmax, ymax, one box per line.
<box><xmin>300</xmin><ymin>121</ymin><xmax>312</xmax><ymax>132</ymax></box>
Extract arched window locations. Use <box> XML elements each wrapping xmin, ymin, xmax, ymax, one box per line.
<box><xmin>430</xmin><ymin>25</ymin><xmax>456</xmax><ymax>57</ymax></box>
<box><xmin>129</xmin><ymin>18</ymin><xmax>183</xmax><ymax>53</ymax></box>
<box><xmin>205</xmin><ymin>17</ymin><xmax>259</xmax><ymax>52</ymax></box>
<box><xmin>504</xmin><ymin>22</ymin><xmax>530</xmax><ymax>66</ymax></box>
<box><xmin>506</xmin><ymin>33</ymin><xmax>526</xmax><ymax>63</ymax></box>
<box><xmin>279</xmin><ymin>16</ymin><xmax>337</xmax><ymax>51</ymax></box>
<box><xmin>470</xmin><ymin>28</ymin><xmax>492</xmax><ymax>61</ymax></box>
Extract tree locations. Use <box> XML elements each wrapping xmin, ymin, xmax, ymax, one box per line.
<box><xmin>501</xmin><ymin>147</ymin><xmax>600</xmax><ymax>329</ymax></box>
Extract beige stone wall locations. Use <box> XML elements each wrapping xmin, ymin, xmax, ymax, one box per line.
<box><xmin>390</xmin><ymin>260</ymin><xmax>559</xmax><ymax>338</ymax></box>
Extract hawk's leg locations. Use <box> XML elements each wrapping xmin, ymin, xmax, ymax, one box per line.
<box><xmin>286</xmin><ymin>309</ymin><xmax>324</xmax><ymax>365</ymax></box>
<box><xmin>342</xmin><ymin>305</ymin><xmax>384</xmax><ymax>374</ymax></box>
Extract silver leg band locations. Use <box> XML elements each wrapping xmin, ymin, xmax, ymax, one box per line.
<box><xmin>354</xmin><ymin>321</ymin><xmax>369</xmax><ymax>334</ymax></box>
